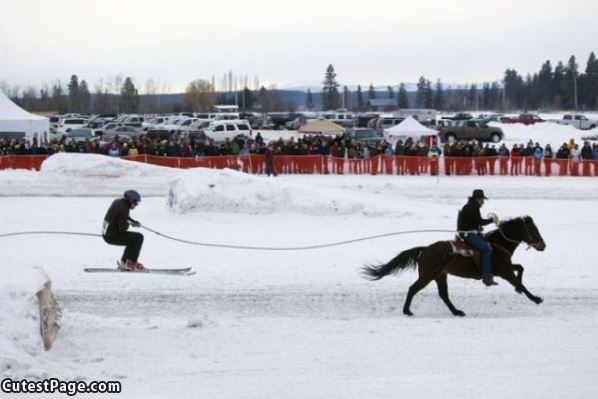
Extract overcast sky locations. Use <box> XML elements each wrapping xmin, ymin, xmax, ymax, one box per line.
<box><xmin>1</xmin><ymin>0</ymin><xmax>598</xmax><ymax>93</ymax></box>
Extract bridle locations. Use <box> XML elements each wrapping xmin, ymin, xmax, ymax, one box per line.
<box><xmin>496</xmin><ymin>218</ymin><xmax>543</xmax><ymax>250</ymax></box>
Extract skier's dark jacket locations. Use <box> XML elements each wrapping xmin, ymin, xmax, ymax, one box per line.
<box><xmin>457</xmin><ymin>197</ymin><xmax>493</xmax><ymax>233</ymax></box>
<box><xmin>103</xmin><ymin>198</ymin><xmax>131</xmax><ymax>236</ymax></box>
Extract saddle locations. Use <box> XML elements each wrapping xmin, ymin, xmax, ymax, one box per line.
<box><xmin>451</xmin><ymin>236</ymin><xmax>483</xmax><ymax>274</ymax></box>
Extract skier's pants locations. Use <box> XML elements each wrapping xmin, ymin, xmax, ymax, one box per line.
<box><xmin>103</xmin><ymin>231</ymin><xmax>144</xmax><ymax>262</ymax></box>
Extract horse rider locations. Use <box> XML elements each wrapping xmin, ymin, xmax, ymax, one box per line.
<box><xmin>457</xmin><ymin>189</ymin><xmax>499</xmax><ymax>286</ymax></box>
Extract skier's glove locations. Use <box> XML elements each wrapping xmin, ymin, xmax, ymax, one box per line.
<box><xmin>130</xmin><ymin>219</ymin><xmax>141</xmax><ymax>228</ymax></box>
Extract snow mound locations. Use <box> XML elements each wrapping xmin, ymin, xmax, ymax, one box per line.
<box><xmin>0</xmin><ymin>265</ymin><xmax>48</xmax><ymax>374</ymax></box>
<box><xmin>40</xmin><ymin>153</ymin><xmax>180</xmax><ymax>179</ymax></box>
<box><xmin>491</xmin><ymin>121</ymin><xmax>590</xmax><ymax>147</ymax></box>
<box><xmin>168</xmin><ymin>168</ymin><xmax>389</xmax><ymax>215</ymax></box>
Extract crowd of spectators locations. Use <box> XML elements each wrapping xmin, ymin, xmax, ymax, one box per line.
<box><xmin>1</xmin><ymin>133</ymin><xmax>598</xmax><ymax>164</ymax></box>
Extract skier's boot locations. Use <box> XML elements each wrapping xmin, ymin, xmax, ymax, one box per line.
<box><xmin>118</xmin><ymin>259</ymin><xmax>147</xmax><ymax>272</ymax></box>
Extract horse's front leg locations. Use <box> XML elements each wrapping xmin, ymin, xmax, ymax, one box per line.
<box><xmin>498</xmin><ymin>270</ymin><xmax>543</xmax><ymax>304</ymax></box>
<box><xmin>513</xmin><ymin>263</ymin><xmax>524</xmax><ymax>293</ymax></box>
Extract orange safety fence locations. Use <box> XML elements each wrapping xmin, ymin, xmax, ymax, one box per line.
<box><xmin>1</xmin><ymin>154</ymin><xmax>597</xmax><ymax>176</ymax></box>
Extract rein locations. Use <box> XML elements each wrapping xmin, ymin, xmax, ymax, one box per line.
<box><xmin>496</xmin><ymin>219</ymin><xmax>541</xmax><ymax>250</ymax></box>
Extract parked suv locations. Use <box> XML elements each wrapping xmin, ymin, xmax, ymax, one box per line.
<box><xmin>203</xmin><ymin>119</ymin><xmax>252</xmax><ymax>142</ymax></box>
<box><xmin>57</xmin><ymin>117</ymin><xmax>88</xmax><ymax>134</ymax></box>
<box><xmin>439</xmin><ymin>119</ymin><xmax>503</xmax><ymax>143</ymax></box>
<box><xmin>558</xmin><ymin>114</ymin><xmax>598</xmax><ymax>130</ymax></box>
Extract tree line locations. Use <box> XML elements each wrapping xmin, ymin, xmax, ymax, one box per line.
<box><xmin>2</xmin><ymin>51</ymin><xmax>597</xmax><ymax>113</ymax></box>
<box><xmin>321</xmin><ymin>51</ymin><xmax>598</xmax><ymax>112</ymax></box>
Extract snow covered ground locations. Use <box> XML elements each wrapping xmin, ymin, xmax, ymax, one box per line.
<box><xmin>1</xmin><ymin>154</ymin><xmax>598</xmax><ymax>398</ymax></box>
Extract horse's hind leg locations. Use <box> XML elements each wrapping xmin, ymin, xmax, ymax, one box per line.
<box><xmin>403</xmin><ymin>276</ymin><xmax>433</xmax><ymax>316</ymax></box>
<box><xmin>435</xmin><ymin>273</ymin><xmax>465</xmax><ymax>317</ymax></box>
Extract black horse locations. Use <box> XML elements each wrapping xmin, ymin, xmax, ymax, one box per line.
<box><xmin>363</xmin><ymin>216</ymin><xmax>546</xmax><ymax>316</ymax></box>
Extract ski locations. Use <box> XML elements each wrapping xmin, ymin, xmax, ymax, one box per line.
<box><xmin>84</xmin><ymin>267</ymin><xmax>194</xmax><ymax>275</ymax></box>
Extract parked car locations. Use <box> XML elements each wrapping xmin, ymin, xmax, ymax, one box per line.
<box><xmin>442</xmin><ymin>112</ymin><xmax>474</xmax><ymax>121</ymax></box>
<box><xmin>65</xmin><ymin>128</ymin><xmax>96</xmax><ymax>143</ymax></box>
<box><xmin>321</xmin><ymin>111</ymin><xmax>355</xmax><ymax>127</ymax></box>
<box><xmin>439</xmin><ymin>119</ymin><xmax>504</xmax><ymax>143</ymax></box>
<box><xmin>57</xmin><ymin>117</ymin><xmax>88</xmax><ymax>134</ymax></box>
<box><xmin>100</xmin><ymin>125</ymin><xmax>143</xmax><ymax>140</ymax></box>
<box><xmin>145</xmin><ymin>129</ymin><xmax>173</xmax><ymax>141</ymax></box>
<box><xmin>203</xmin><ymin>119</ymin><xmax>252</xmax><ymax>142</ymax></box>
<box><xmin>346</xmin><ymin>128</ymin><xmax>385</xmax><ymax>144</ymax></box>
<box><xmin>500</xmin><ymin>113</ymin><xmax>544</xmax><ymax>125</ymax></box>
<box><xmin>558</xmin><ymin>114</ymin><xmax>598</xmax><ymax>130</ymax></box>
<box><xmin>120</xmin><ymin>115</ymin><xmax>144</xmax><ymax>128</ymax></box>
<box><xmin>369</xmin><ymin>116</ymin><xmax>404</xmax><ymax>131</ymax></box>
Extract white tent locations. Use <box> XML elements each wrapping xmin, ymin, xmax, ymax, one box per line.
<box><xmin>0</xmin><ymin>90</ymin><xmax>50</xmax><ymax>142</ymax></box>
<box><xmin>384</xmin><ymin>116</ymin><xmax>438</xmax><ymax>144</ymax></box>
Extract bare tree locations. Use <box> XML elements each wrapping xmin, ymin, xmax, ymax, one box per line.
<box><xmin>183</xmin><ymin>79</ymin><xmax>216</xmax><ymax>112</ymax></box>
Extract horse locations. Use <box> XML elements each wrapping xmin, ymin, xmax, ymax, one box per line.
<box><xmin>362</xmin><ymin>216</ymin><xmax>546</xmax><ymax>316</ymax></box>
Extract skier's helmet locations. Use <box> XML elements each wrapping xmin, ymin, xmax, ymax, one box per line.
<box><xmin>124</xmin><ymin>190</ymin><xmax>141</xmax><ymax>205</ymax></box>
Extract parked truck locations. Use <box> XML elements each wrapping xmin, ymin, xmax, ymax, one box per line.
<box><xmin>439</xmin><ymin>119</ymin><xmax>504</xmax><ymax>143</ymax></box>
<box><xmin>558</xmin><ymin>114</ymin><xmax>598</xmax><ymax>130</ymax></box>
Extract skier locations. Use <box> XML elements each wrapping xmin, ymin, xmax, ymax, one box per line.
<box><xmin>102</xmin><ymin>190</ymin><xmax>146</xmax><ymax>272</ymax></box>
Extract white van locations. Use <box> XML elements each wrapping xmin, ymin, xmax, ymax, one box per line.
<box><xmin>57</xmin><ymin>117</ymin><xmax>88</xmax><ymax>134</ymax></box>
<box><xmin>203</xmin><ymin>119</ymin><xmax>252</xmax><ymax>142</ymax></box>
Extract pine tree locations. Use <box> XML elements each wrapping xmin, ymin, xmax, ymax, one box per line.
<box><xmin>367</xmin><ymin>84</ymin><xmax>376</xmax><ymax>100</ymax></box>
<box><xmin>67</xmin><ymin>75</ymin><xmax>79</xmax><ymax>112</ymax></box>
<box><xmin>423</xmin><ymin>79</ymin><xmax>433</xmax><ymax>109</ymax></box>
<box><xmin>119</xmin><ymin>77</ymin><xmax>139</xmax><ymax>113</ymax></box>
<box><xmin>504</xmin><ymin>69</ymin><xmax>525</xmax><ymax>110</ymax></box>
<box><xmin>490</xmin><ymin>82</ymin><xmax>501</xmax><ymax>110</ymax></box>
<box><xmin>343</xmin><ymin>86</ymin><xmax>350</xmax><ymax>109</ymax></box>
<box><xmin>416</xmin><ymin>76</ymin><xmax>427</xmax><ymax>108</ymax></box>
<box><xmin>356</xmin><ymin>85</ymin><xmax>364</xmax><ymax>111</ymax></box>
<box><xmin>322</xmin><ymin>64</ymin><xmax>340</xmax><ymax>110</ymax></box>
<box><xmin>552</xmin><ymin>62</ymin><xmax>565</xmax><ymax>108</ymax></box>
<box><xmin>242</xmin><ymin>87</ymin><xmax>255</xmax><ymax>110</ymax></box>
<box><xmin>481</xmin><ymin>83</ymin><xmax>491</xmax><ymax>109</ymax></box>
<box><xmin>562</xmin><ymin>56</ymin><xmax>578</xmax><ymax>109</ymax></box>
<box><xmin>51</xmin><ymin>81</ymin><xmax>67</xmax><ymax>113</ymax></box>
<box><xmin>583</xmin><ymin>52</ymin><xmax>598</xmax><ymax>109</ymax></box>
<box><xmin>306</xmin><ymin>88</ymin><xmax>314</xmax><ymax>110</ymax></box>
<box><xmin>258</xmin><ymin>86</ymin><xmax>270</xmax><ymax>112</ymax></box>
<box><xmin>538</xmin><ymin>60</ymin><xmax>553</xmax><ymax>108</ymax></box>
<box><xmin>79</xmin><ymin>80</ymin><xmax>91</xmax><ymax>113</ymax></box>
<box><xmin>398</xmin><ymin>83</ymin><xmax>409</xmax><ymax>108</ymax></box>
<box><xmin>434</xmin><ymin>79</ymin><xmax>444</xmax><ymax>110</ymax></box>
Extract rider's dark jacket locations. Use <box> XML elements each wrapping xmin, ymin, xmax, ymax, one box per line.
<box><xmin>458</xmin><ymin>197</ymin><xmax>493</xmax><ymax>233</ymax></box>
<box><xmin>103</xmin><ymin>198</ymin><xmax>131</xmax><ymax>236</ymax></box>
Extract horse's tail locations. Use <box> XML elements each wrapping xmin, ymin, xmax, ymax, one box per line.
<box><xmin>362</xmin><ymin>246</ymin><xmax>425</xmax><ymax>281</ymax></box>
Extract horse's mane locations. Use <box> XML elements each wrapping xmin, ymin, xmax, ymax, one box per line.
<box><xmin>485</xmin><ymin>216</ymin><xmax>531</xmax><ymax>240</ymax></box>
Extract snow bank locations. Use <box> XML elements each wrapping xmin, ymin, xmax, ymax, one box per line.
<box><xmin>40</xmin><ymin>153</ymin><xmax>178</xmax><ymax>179</ymax></box>
<box><xmin>0</xmin><ymin>153</ymin><xmax>182</xmax><ymax>197</ymax></box>
<box><xmin>168</xmin><ymin>167</ymin><xmax>392</xmax><ymax>216</ymax></box>
<box><xmin>0</xmin><ymin>264</ymin><xmax>48</xmax><ymax>373</ymax></box>
<box><xmin>494</xmin><ymin>121</ymin><xmax>590</xmax><ymax>148</ymax></box>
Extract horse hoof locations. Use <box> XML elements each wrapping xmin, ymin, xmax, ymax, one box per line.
<box><xmin>453</xmin><ymin>310</ymin><xmax>466</xmax><ymax>317</ymax></box>
<box><xmin>403</xmin><ymin>310</ymin><xmax>414</xmax><ymax>316</ymax></box>
<box><xmin>515</xmin><ymin>288</ymin><xmax>522</xmax><ymax>294</ymax></box>
<box><xmin>534</xmin><ymin>297</ymin><xmax>543</xmax><ymax>304</ymax></box>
